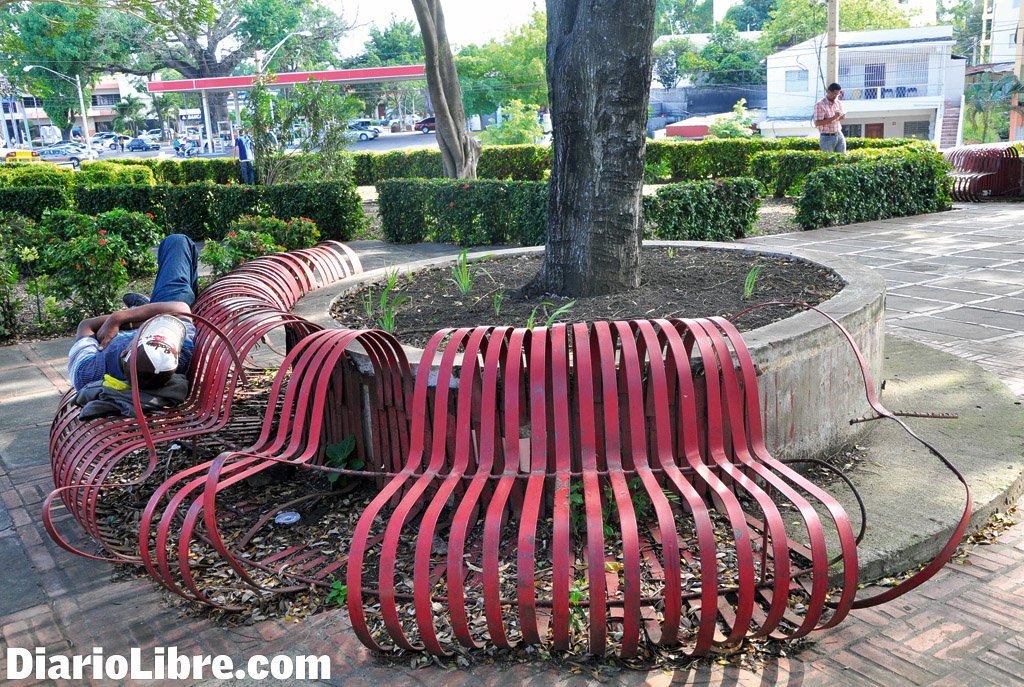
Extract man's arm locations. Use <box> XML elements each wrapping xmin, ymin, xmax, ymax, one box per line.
<box><xmin>78</xmin><ymin>301</ymin><xmax>191</xmax><ymax>349</ymax></box>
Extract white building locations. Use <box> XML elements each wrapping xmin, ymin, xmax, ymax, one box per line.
<box><xmin>981</xmin><ymin>0</ymin><xmax>1021</xmax><ymax>63</ymax></box>
<box><xmin>759</xmin><ymin>26</ymin><xmax>965</xmax><ymax>148</ymax></box>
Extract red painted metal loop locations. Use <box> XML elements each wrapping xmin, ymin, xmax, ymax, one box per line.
<box><xmin>943</xmin><ymin>143</ymin><xmax>1022</xmax><ymax>202</ymax></box>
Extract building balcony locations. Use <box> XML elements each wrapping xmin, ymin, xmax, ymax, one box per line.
<box><xmin>841</xmin><ymin>82</ymin><xmax>940</xmax><ymax>101</ymax></box>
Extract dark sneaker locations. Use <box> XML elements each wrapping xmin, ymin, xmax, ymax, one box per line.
<box><xmin>122</xmin><ymin>292</ymin><xmax>150</xmax><ymax>308</ymax></box>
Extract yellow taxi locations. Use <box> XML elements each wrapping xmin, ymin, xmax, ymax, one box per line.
<box><xmin>2</xmin><ymin>149</ymin><xmax>41</xmax><ymax>163</ymax></box>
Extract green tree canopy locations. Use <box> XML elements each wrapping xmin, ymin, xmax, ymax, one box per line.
<box><xmin>655</xmin><ymin>0</ymin><xmax>712</xmax><ymax>35</ymax></box>
<box><xmin>725</xmin><ymin>0</ymin><xmax>777</xmax><ymax>31</ymax></box>
<box><xmin>759</xmin><ymin>0</ymin><xmax>912</xmax><ymax>52</ymax></box>
<box><xmin>455</xmin><ymin>10</ymin><xmax>547</xmax><ymax>115</ymax></box>
<box><xmin>479</xmin><ymin>99</ymin><xmax>543</xmax><ymax>145</ymax></box>
<box><xmin>342</xmin><ymin>17</ymin><xmax>426</xmax><ymax>117</ymax></box>
<box><xmin>699</xmin><ymin>21</ymin><xmax>765</xmax><ymax>85</ymax></box>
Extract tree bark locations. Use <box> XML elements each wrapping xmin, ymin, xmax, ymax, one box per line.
<box><xmin>411</xmin><ymin>0</ymin><xmax>480</xmax><ymax>178</ymax></box>
<box><xmin>527</xmin><ymin>0</ymin><xmax>657</xmax><ymax>297</ymax></box>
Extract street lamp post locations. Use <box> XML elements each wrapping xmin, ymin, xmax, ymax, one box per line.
<box><xmin>23</xmin><ymin>65</ymin><xmax>92</xmax><ymax>153</ymax></box>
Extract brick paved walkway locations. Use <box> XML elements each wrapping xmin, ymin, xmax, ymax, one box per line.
<box><xmin>2</xmin><ymin>204</ymin><xmax>1023</xmax><ymax>685</ymax></box>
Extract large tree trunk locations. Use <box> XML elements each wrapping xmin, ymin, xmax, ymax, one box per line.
<box><xmin>411</xmin><ymin>0</ymin><xmax>481</xmax><ymax>178</ymax></box>
<box><xmin>527</xmin><ymin>0</ymin><xmax>657</xmax><ymax>297</ymax></box>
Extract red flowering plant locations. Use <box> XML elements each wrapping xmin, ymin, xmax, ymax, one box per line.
<box><xmin>41</xmin><ymin>228</ymin><xmax>129</xmax><ymax>323</ymax></box>
<box><xmin>200</xmin><ymin>226</ymin><xmax>282</xmax><ymax>279</ymax></box>
<box><xmin>95</xmin><ymin>209</ymin><xmax>161</xmax><ymax>276</ymax></box>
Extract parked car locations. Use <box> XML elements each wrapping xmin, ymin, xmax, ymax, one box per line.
<box><xmin>414</xmin><ymin>116</ymin><xmax>436</xmax><ymax>133</ymax></box>
<box><xmin>345</xmin><ymin>125</ymin><xmax>379</xmax><ymax>141</ymax></box>
<box><xmin>89</xmin><ymin>132</ymin><xmax>116</xmax><ymax>145</ymax></box>
<box><xmin>350</xmin><ymin>118</ymin><xmax>382</xmax><ymax>133</ymax></box>
<box><xmin>37</xmin><ymin>144</ymin><xmax>98</xmax><ymax>168</ymax></box>
<box><xmin>2</xmin><ymin>149</ymin><xmax>41</xmax><ymax>164</ymax></box>
<box><xmin>144</xmin><ymin>128</ymin><xmax>164</xmax><ymax>140</ymax></box>
<box><xmin>126</xmin><ymin>137</ymin><xmax>160</xmax><ymax>152</ymax></box>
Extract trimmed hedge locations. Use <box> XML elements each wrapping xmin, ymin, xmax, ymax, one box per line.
<box><xmin>647</xmin><ymin>177</ymin><xmax>764</xmax><ymax>241</ymax></box>
<box><xmin>354</xmin><ymin>145</ymin><xmax>553</xmax><ymax>185</ymax></box>
<box><xmin>0</xmin><ymin>186</ymin><xmax>73</xmax><ymax>219</ymax></box>
<box><xmin>74</xmin><ymin>184</ymin><xmax>168</xmax><ymax>224</ymax></box>
<box><xmin>0</xmin><ymin>164</ymin><xmax>75</xmax><ymax>191</ymax></box>
<box><xmin>378</xmin><ymin>179</ymin><xmax>549</xmax><ymax>246</ymax></box>
<box><xmin>795</xmin><ymin>150</ymin><xmax>953</xmax><ymax>229</ymax></box>
<box><xmin>378</xmin><ymin>177</ymin><xmax>762</xmax><ymax>246</ymax></box>
<box><xmin>646</xmin><ymin>137</ymin><xmax>920</xmax><ymax>181</ymax></box>
<box><xmin>261</xmin><ymin>181</ymin><xmax>365</xmax><ymax>241</ymax></box>
<box><xmin>101</xmin><ymin>157</ymin><xmax>241</xmax><ymax>185</ymax></box>
<box><xmin>77</xmin><ymin>161</ymin><xmax>156</xmax><ymax>187</ymax></box>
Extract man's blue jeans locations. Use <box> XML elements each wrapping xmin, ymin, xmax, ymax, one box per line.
<box><xmin>819</xmin><ymin>132</ymin><xmax>847</xmax><ymax>153</ymax></box>
<box><xmin>240</xmin><ymin>160</ymin><xmax>255</xmax><ymax>184</ymax></box>
<box><xmin>150</xmin><ymin>234</ymin><xmax>200</xmax><ymax>305</ymax></box>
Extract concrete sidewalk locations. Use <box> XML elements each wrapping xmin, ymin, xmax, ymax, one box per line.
<box><xmin>2</xmin><ymin>203</ymin><xmax>1024</xmax><ymax>686</ymax></box>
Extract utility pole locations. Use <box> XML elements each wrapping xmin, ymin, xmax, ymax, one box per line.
<box><xmin>826</xmin><ymin>0</ymin><xmax>840</xmax><ymax>87</ymax></box>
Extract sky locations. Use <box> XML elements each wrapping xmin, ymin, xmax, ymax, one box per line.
<box><xmin>326</xmin><ymin>0</ymin><xmax>541</xmax><ymax>57</ymax></box>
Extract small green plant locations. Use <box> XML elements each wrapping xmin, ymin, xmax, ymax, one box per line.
<box><xmin>449</xmin><ymin>248</ymin><xmax>492</xmax><ymax>296</ymax></box>
<box><xmin>667</xmin><ymin>247</ymin><xmax>675</xmax><ymax>259</ymax></box>
<box><xmin>39</xmin><ymin>229</ymin><xmax>130</xmax><ymax>323</ymax></box>
<box><xmin>743</xmin><ymin>265</ymin><xmax>761</xmax><ymax>301</ymax></box>
<box><xmin>324</xmin><ymin>436</ymin><xmax>363</xmax><ymax>487</ymax></box>
<box><xmin>527</xmin><ymin>300</ymin><xmax>577</xmax><ymax>330</ymax></box>
<box><xmin>375</xmin><ymin>279</ymin><xmax>408</xmax><ymax>334</ymax></box>
<box><xmin>492</xmin><ymin>290</ymin><xmax>506</xmax><ymax>316</ymax></box>
<box><xmin>568</xmin><ymin>580</ymin><xmax>588</xmax><ymax>632</ymax></box>
<box><xmin>0</xmin><ymin>255</ymin><xmax>20</xmax><ymax>340</ymax></box>
<box><xmin>95</xmin><ymin>209</ymin><xmax>161</xmax><ymax>276</ymax></box>
<box><xmin>361</xmin><ymin>287</ymin><xmax>374</xmax><ymax>318</ymax></box>
<box><xmin>325</xmin><ymin>580</ymin><xmax>348</xmax><ymax>607</ymax></box>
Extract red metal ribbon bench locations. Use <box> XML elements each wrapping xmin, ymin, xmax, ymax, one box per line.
<box><xmin>45</xmin><ymin>237</ymin><xmax>970</xmax><ymax>659</ymax></box>
<box><xmin>944</xmin><ymin>143</ymin><xmax>1022</xmax><ymax>202</ymax></box>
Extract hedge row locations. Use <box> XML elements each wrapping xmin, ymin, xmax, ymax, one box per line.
<box><xmin>0</xmin><ymin>161</ymin><xmax>155</xmax><ymax>190</ymax></box>
<box><xmin>645</xmin><ymin>137</ymin><xmax>921</xmax><ymax>181</ymax></box>
<box><xmin>353</xmin><ymin>145</ymin><xmax>552</xmax><ymax>185</ymax></box>
<box><xmin>795</xmin><ymin>150</ymin><xmax>953</xmax><ymax>229</ymax></box>
<box><xmin>749</xmin><ymin>148</ymin><xmax>908</xmax><ymax>198</ymax></box>
<box><xmin>99</xmin><ymin>157</ymin><xmax>242</xmax><ymax>185</ymax></box>
<box><xmin>377</xmin><ymin>177</ymin><xmax>762</xmax><ymax>246</ymax></box>
<box><xmin>0</xmin><ymin>180</ymin><xmax>364</xmax><ymax>240</ymax></box>
<box><xmin>645</xmin><ymin>177</ymin><xmax>764</xmax><ymax>241</ymax></box>
<box><xmin>378</xmin><ymin>179</ymin><xmax>548</xmax><ymax>246</ymax></box>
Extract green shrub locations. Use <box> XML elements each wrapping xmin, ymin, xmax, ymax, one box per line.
<box><xmin>261</xmin><ymin>180</ymin><xmax>364</xmax><ymax>240</ymax></box>
<box><xmin>75</xmin><ymin>184</ymin><xmax>168</xmax><ymax>223</ymax></box>
<box><xmin>0</xmin><ymin>186</ymin><xmax>73</xmax><ymax>220</ymax></box>
<box><xmin>352</xmin><ymin>152</ymin><xmax>376</xmax><ymax>186</ymax></box>
<box><xmin>209</xmin><ymin>184</ymin><xmax>264</xmax><ymax>240</ymax></box>
<box><xmin>276</xmin><ymin>217</ymin><xmax>320</xmax><ymax>250</ymax></box>
<box><xmin>39</xmin><ymin>209</ymin><xmax>96</xmax><ymax>241</ymax></box>
<box><xmin>751</xmin><ymin>146</ymin><xmax>928</xmax><ymax>197</ymax></box>
<box><xmin>377</xmin><ymin>180</ymin><xmax>428</xmax><ymax>243</ymax></box>
<box><xmin>648</xmin><ymin>177</ymin><xmax>763</xmax><ymax>241</ymax></box>
<box><xmin>155</xmin><ymin>159</ymin><xmax>184</xmax><ymax>185</ymax></box>
<box><xmin>200</xmin><ymin>229</ymin><xmax>281</xmax><ymax>278</ymax></box>
<box><xmin>40</xmin><ymin>227</ymin><xmax>130</xmax><ymax>323</ymax></box>
<box><xmin>795</xmin><ymin>150</ymin><xmax>952</xmax><ymax>229</ymax></box>
<box><xmin>164</xmin><ymin>182</ymin><xmax>215</xmax><ymax>239</ymax></box>
<box><xmin>507</xmin><ymin>181</ymin><xmax>549</xmax><ymax>246</ymax></box>
<box><xmin>0</xmin><ymin>251</ymin><xmax>20</xmax><ymax>339</ymax></box>
<box><xmin>646</xmin><ymin>137</ymin><xmax>921</xmax><ymax>182</ymax></box>
<box><xmin>477</xmin><ymin>145</ymin><xmax>551</xmax><ymax>181</ymax></box>
<box><xmin>0</xmin><ymin>163</ymin><xmax>75</xmax><ymax>190</ymax></box>
<box><xmin>95</xmin><ymin>209</ymin><xmax>161</xmax><ymax>276</ymax></box>
<box><xmin>77</xmin><ymin>161</ymin><xmax>155</xmax><ymax>187</ymax></box>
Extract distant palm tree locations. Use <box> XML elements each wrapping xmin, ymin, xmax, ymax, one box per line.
<box><xmin>113</xmin><ymin>94</ymin><xmax>145</xmax><ymax>134</ymax></box>
<box><xmin>149</xmin><ymin>93</ymin><xmax>181</xmax><ymax>137</ymax></box>
<box><xmin>964</xmin><ymin>73</ymin><xmax>1024</xmax><ymax>143</ymax></box>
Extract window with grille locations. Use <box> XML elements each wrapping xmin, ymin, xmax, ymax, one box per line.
<box><xmin>903</xmin><ymin>121</ymin><xmax>930</xmax><ymax>140</ymax></box>
<box><xmin>91</xmin><ymin>94</ymin><xmax>120</xmax><ymax>106</ymax></box>
<box><xmin>785</xmin><ymin>69</ymin><xmax>808</xmax><ymax>93</ymax></box>
<box><xmin>842</xmin><ymin>123</ymin><xmax>863</xmax><ymax>138</ymax></box>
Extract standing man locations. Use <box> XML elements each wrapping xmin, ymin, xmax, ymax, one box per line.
<box><xmin>813</xmin><ymin>82</ymin><xmax>847</xmax><ymax>153</ymax></box>
<box><xmin>233</xmin><ymin>127</ymin><xmax>255</xmax><ymax>184</ymax></box>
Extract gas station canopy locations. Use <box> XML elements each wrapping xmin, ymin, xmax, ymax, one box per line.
<box><xmin>146</xmin><ymin>64</ymin><xmax>426</xmax><ymax>94</ymax></box>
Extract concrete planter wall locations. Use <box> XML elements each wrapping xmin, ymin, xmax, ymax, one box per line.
<box><xmin>306</xmin><ymin>242</ymin><xmax>886</xmax><ymax>462</ymax></box>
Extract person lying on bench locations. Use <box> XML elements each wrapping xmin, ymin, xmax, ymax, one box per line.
<box><xmin>67</xmin><ymin>235</ymin><xmax>199</xmax><ymax>406</ymax></box>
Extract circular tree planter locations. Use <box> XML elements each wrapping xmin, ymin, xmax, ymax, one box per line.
<box><xmin>309</xmin><ymin>242</ymin><xmax>886</xmax><ymax>461</ymax></box>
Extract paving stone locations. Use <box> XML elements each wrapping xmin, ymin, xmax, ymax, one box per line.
<box><xmin>937</xmin><ymin>306</ymin><xmax>1024</xmax><ymax>331</ymax></box>
<box><xmin>893</xmin><ymin>314</ymin><xmax>1012</xmax><ymax>340</ymax></box>
<box><xmin>0</xmin><ymin>537</ymin><xmax>48</xmax><ymax>616</ymax></box>
<box><xmin>0</xmin><ymin>424</ymin><xmax>53</xmax><ymax>471</ymax></box>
